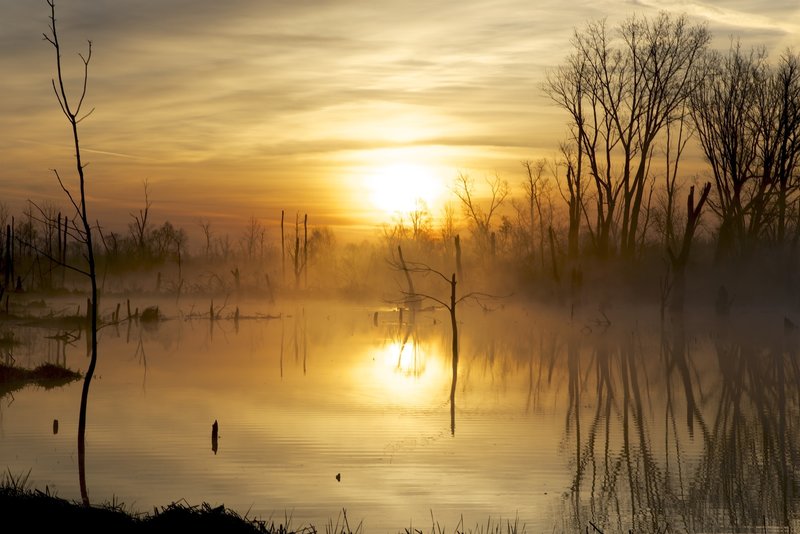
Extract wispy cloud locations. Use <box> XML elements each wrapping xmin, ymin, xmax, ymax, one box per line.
<box><xmin>630</xmin><ymin>0</ymin><xmax>799</xmax><ymax>37</ymax></box>
<box><xmin>1</xmin><ymin>0</ymin><xmax>797</xmax><ymax>231</ymax></box>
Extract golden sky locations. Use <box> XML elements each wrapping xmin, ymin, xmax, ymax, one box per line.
<box><xmin>1</xmin><ymin>0</ymin><xmax>798</xmax><ymax>240</ymax></box>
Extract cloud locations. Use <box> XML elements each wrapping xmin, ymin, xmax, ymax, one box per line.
<box><xmin>629</xmin><ymin>0</ymin><xmax>799</xmax><ymax>37</ymax></box>
<box><xmin>1</xmin><ymin>0</ymin><xmax>796</xmax><ymax>234</ymax></box>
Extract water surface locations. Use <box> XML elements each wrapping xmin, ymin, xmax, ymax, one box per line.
<box><xmin>1</xmin><ymin>298</ymin><xmax>798</xmax><ymax>533</ymax></box>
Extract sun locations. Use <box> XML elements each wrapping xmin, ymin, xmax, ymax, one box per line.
<box><xmin>365</xmin><ymin>163</ymin><xmax>445</xmax><ymax>216</ymax></box>
<box><xmin>357</xmin><ymin>338</ymin><xmax>448</xmax><ymax>407</ymax></box>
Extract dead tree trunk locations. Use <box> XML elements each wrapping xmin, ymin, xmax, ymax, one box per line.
<box><xmin>303</xmin><ymin>213</ymin><xmax>308</xmax><ymax>289</ymax></box>
<box><xmin>281</xmin><ymin>209</ymin><xmax>286</xmax><ymax>285</ymax></box>
<box><xmin>44</xmin><ymin>0</ymin><xmax>99</xmax><ymax>506</ymax></box>
<box><xmin>294</xmin><ymin>213</ymin><xmax>300</xmax><ymax>289</ymax></box>
<box><xmin>397</xmin><ymin>245</ymin><xmax>417</xmax><ymax>311</ymax></box>
<box><xmin>668</xmin><ymin>183</ymin><xmax>711</xmax><ymax>312</ymax></box>
<box><xmin>454</xmin><ymin>234</ymin><xmax>463</xmax><ymax>282</ymax></box>
<box><xmin>448</xmin><ymin>273</ymin><xmax>458</xmax><ymax>436</ymax></box>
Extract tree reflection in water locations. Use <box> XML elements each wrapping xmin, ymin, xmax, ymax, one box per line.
<box><xmin>562</xmin><ymin>317</ymin><xmax>800</xmax><ymax>532</ymax></box>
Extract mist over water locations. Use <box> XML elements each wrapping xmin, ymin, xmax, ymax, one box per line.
<box><xmin>2</xmin><ymin>294</ymin><xmax>798</xmax><ymax>533</ymax></box>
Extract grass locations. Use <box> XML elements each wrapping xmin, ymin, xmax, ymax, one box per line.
<box><xmin>0</xmin><ymin>472</ymin><xmax>530</xmax><ymax>534</ymax></box>
<box><xmin>0</xmin><ymin>484</ymin><xmax>270</xmax><ymax>533</ymax></box>
<box><xmin>0</xmin><ymin>470</ymin><xmax>287</xmax><ymax>533</ymax></box>
<box><xmin>0</xmin><ymin>481</ymin><xmax>360</xmax><ymax>534</ymax></box>
<box><xmin>0</xmin><ymin>362</ymin><xmax>82</xmax><ymax>397</ymax></box>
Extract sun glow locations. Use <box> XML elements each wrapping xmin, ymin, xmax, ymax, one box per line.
<box><xmin>362</xmin><ymin>338</ymin><xmax>448</xmax><ymax>406</ymax></box>
<box><xmin>365</xmin><ymin>163</ymin><xmax>445</xmax><ymax>216</ymax></box>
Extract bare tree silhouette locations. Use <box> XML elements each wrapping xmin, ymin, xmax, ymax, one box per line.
<box><xmin>43</xmin><ymin>0</ymin><xmax>98</xmax><ymax>506</ymax></box>
<box><xmin>691</xmin><ymin>44</ymin><xmax>800</xmax><ymax>260</ymax></box>
<box><xmin>546</xmin><ymin>13</ymin><xmax>710</xmax><ymax>258</ymax></box>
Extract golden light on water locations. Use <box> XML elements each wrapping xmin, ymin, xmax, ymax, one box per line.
<box><xmin>364</xmin><ymin>338</ymin><xmax>449</xmax><ymax>405</ymax></box>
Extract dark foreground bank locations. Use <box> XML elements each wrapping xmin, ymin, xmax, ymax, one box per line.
<box><xmin>0</xmin><ymin>485</ymin><xmax>289</xmax><ymax>534</ymax></box>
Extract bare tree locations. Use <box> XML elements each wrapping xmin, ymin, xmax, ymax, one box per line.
<box><xmin>408</xmin><ymin>200</ymin><xmax>433</xmax><ymax>242</ymax></box>
<box><xmin>454</xmin><ymin>172</ymin><xmax>509</xmax><ymax>253</ymax></box>
<box><xmin>518</xmin><ymin>159</ymin><xmax>550</xmax><ymax>267</ymax></box>
<box><xmin>756</xmin><ymin>51</ymin><xmax>800</xmax><ymax>248</ymax></box>
<box><xmin>657</xmin><ymin>106</ymin><xmax>695</xmax><ymax>252</ymax></box>
<box><xmin>547</xmin><ymin>13</ymin><xmax>710</xmax><ymax>258</ymax></box>
<box><xmin>556</xmin><ymin>143</ymin><xmax>585</xmax><ymax>260</ymax></box>
<box><xmin>198</xmin><ymin>219</ymin><xmax>214</xmax><ymax>259</ymax></box>
<box><xmin>691</xmin><ymin>43</ymin><xmax>763</xmax><ymax>260</ymax></box>
<box><xmin>772</xmin><ymin>52</ymin><xmax>800</xmax><ymax>247</ymax></box>
<box><xmin>43</xmin><ymin>0</ymin><xmax>97</xmax><ymax>506</ymax></box>
<box><xmin>129</xmin><ymin>178</ymin><xmax>152</xmax><ymax>256</ymax></box>
<box><xmin>241</xmin><ymin>215</ymin><xmax>265</xmax><ymax>260</ymax></box>
<box><xmin>691</xmin><ymin>45</ymin><xmax>800</xmax><ymax>259</ymax></box>
<box><xmin>439</xmin><ymin>202</ymin><xmax>458</xmax><ymax>246</ymax></box>
<box><xmin>0</xmin><ymin>202</ymin><xmax>8</xmax><ymax>288</ymax></box>
<box><xmin>388</xmin><ymin>256</ymin><xmax>502</xmax><ymax>435</ymax></box>
<box><xmin>288</xmin><ymin>212</ymin><xmax>308</xmax><ymax>289</ymax></box>
<box><xmin>666</xmin><ymin>183</ymin><xmax>711</xmax><ymax>313</ymax></box>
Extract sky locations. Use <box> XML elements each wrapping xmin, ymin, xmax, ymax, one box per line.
<box><xmin>1</xmin><ymin>0</ymin><xmax>798</xmax><ymax>243</ymax></box>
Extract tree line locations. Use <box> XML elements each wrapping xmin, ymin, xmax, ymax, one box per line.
<box><xmin>3</xmin><ymin>10</ymin><xmax>799</xmax><ymax>309</ymax></box>
<box><xmin>545</xmin><ymin>13</ymin><xmax>800</xmax><ymax>265</ymax></box>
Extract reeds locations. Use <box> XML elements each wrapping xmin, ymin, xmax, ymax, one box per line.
<box><xmin>0</xmin><ymin>484</ymin><xmax>270</xmax><ymax>533</ymax></box>
<box><xmin>0</xmin><ymin>482</ymin><xmax>531</xmax><ymax>534</ymax></box>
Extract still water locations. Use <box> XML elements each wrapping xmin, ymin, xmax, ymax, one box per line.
<box><xmin>1</xmin><ymin>297</ymin><xmax>799</xmax><ymax>533</ymax></box>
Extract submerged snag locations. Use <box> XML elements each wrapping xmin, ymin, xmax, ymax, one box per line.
<box><xmin>140</xmin><ymin>306</ymin><xmax>160</xmax><ymax>323</ymax></box>
<box><xmin>211</xmin><ymin>420</ymin><xmax>219</xmax><ymax>455</ymax></box>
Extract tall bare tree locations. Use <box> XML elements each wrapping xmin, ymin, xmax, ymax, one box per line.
<box><xmin>43</xmin><ymin>0</ymin><xmax>97</xmax><ymax>505</ymax></box>
<box><xmin>454</xmin><ymin>172</ymin><xmax>509</xmax><ymax>254</ymax></box>
<box><xmin>691</xmin><ymin>45</ymin><xmax>800</xmax><ymax>259</ymax></box>
<box><xmin>547</xmin><ymin>13</ymin><xmax>710</xmax><ymax>258</ymax></box>
<box><xmin>691</xmin><ymin>44</ymin><xmax>764</xmax><ymax>259</ymax></box>
<box><xmin>129</xmin><ymin>178</ymin><xmax>152</xmax><ymax>256</ymax></box>
<box><xmin>756</xmin><ymin>51</ymin><xmax>800</xmax><ymax>248</ymax></box>
<box><xmin>556</xmin><ymin>142</ymin><xmax>585</xmax><ymax>260</ymax></box>
<box><xmin>519</xmin><ymin>159</ymin><xmax>548</xmax><ymax>266</ymax></box>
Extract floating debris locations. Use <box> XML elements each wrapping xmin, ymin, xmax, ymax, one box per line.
<box><xmin>140</xmin><ymin>306</ymin><xmax>160</xmax><ymax>323</ymax></box>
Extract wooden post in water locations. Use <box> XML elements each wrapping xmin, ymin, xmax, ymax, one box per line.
<box><xmin>280</xmin><ymin>210</ymin><xmax>286</xmax><ymax>285</ymax></box>
<box><xmin>294</xmin><ymin>213</ymin><xmax>300</xmax><ymax>289</ymax></box>
<box><xmin>211</xmin><ymin>420</ymin><xmax>219</xmax><ymax>455</ymax></box>
<box><xmin>303</xmin><ymin>214</ymin><xmax>308</xmax><ymax>289</ymax></box>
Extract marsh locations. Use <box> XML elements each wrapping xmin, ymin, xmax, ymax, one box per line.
<box><xmin>2</xmin><ymin>294</ymin><xmax>797</xmax><ymax>533</ymax></box>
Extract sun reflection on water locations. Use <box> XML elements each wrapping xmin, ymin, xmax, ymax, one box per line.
<box><xmin>362</xmin><ymin>336</ymin><xmax>449</xmax><ymax>407</ymax></box>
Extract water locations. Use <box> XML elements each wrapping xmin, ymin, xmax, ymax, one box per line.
<box><xmin>1</xmin><ymin>297</ymin><xmax>799</xmax><ymax>533</ymax></box>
